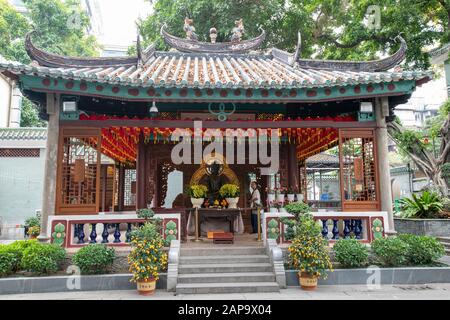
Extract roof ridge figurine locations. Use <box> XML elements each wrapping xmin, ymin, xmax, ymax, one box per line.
<box><xmin>183</xmin><ymin>17</ymin><xmax>199</xmax><ymax>41</ymax></box>
<box><xmin>230</xmin><ymin>19</ymin><xmax>244</xmax><ymax>42</ymax></box>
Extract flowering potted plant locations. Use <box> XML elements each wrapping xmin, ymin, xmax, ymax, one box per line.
<box><xmin>128</xmin><ymin>222</ymin><xmax>168</xmax><ymax>295</ymax></box>
<box><xmin>219</xmin><ymin>184</ymin><xmax>240</xmax><ymax>208</ymax></box>
<box><xmin>266</xmin><ymin>187</ymin><xmax>276</xmax><ymax>204</ymax></box>
<box><xmin>188</xmin><ymin>184</ymin><xmax>208</xmax><ymax>208</ymax></box>
<box><xmin>285</xmin><ymin>213</ymin><xmax>332</xmax><ymax>291</ymax></box>
<box><xmin>28</xmin><ymin>225</ymin><xmax>41</xmax><ymax>239</ymax></box>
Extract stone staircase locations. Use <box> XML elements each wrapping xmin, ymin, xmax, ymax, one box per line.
<box><xmin>175</xmin><ymin>246</ymin><xmax>280</xmax><ymax>294</ymax></box>
<box><xmin>437</xmin><ymin>237</ymin><xmax>450</xmax><ymax>256</ymax></box>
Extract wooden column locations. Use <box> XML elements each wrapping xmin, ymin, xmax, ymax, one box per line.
<box><xmin>38</xmin><ymin>93</ymin><xmax>60</xmax><ymax>242</ymax></box>
<box><xmin>376</xmin><ymin>97</ymin><xmax>395</xmax><ymax>232</ymax></box>
<box><xmin>288</xmin><ymin>143</ymin><xmax>299</xmax><ymax>191</ymax></box>
<box><xmin>136</xmin><ymin>133</ymin><xmax>147</xmax><ymax>209</ymax></box>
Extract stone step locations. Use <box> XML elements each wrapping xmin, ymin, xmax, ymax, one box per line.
<box><xmin>178</xmin><ymin>272</ymin><xmax>276</xmax><ymax>284</ymax></box>
<box><xmin>180</xmin><ymin>246</ymin><xmax>266</xmax><ymax>256</ymax></box>
<box><xmin>180</xmin><ymin>255</ymin><xmax>270</xmax><ymax>264</ymax></box>
<box><xmin>176</xmin><ymin>282</ymin><xmax>280</xmax><ymax>294</ymax></box>
<box><xmin>445</xmin><ymin>248</ymin><xmax>450</xmax><ymax>256</ymax></box>
<box><xmin>178</xmin><ymin>263</ymin><xmax>273</xmax><ymax>274</ymax></box>
<box><xmin>438</xmin><ymin>237</ymin><xmax>450</xmax><ymax>244</ymax></box>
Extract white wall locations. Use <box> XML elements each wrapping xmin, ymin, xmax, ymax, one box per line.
<box><xmin>0</xmin><ymin>76</ymin><xmax>11</xmax><ymax>128</ymax></box>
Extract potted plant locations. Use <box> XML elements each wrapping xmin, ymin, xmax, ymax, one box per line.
<box><xmin>285</xmin><ymin>213</ymin><xmax>333</xmax><ymax>290</ymax></box>
<box><xmin>128</xmin><ymin>222</ymin><xmax>168</xmax><ymax>295</ymax></box>
<box><xmin>188</xmin><ymin>184</ymin><xmax>208</xmax><ymax>208</ymax></box>
<box><xmin>285</xmin><ymin>186</ymin><xmax>295</xmax><ymax>202</ymax></box>
<box><xmin>24</xmin><ymin>216</ymin><xmax>41</xmax><ymax>238</ymax></box>
<box><xmin>28</xmin><ymin>225</ymin><xmax>41</xmax><ymax>239</ymax></box>
<box><xmin>277</xmin><ymin>187</ymin><xmax>286</xmax><ymax>204</ymax></box>
<box><xmin>266</xmin><ymin>187</ymin><xmax>276</xmax><ymax>204</ymax></box>
<box><xmin>219</xmin><ymin>184</ymin><xmax>240</xmax><ymax>209</ymax></box>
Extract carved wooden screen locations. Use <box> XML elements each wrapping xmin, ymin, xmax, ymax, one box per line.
<box><xmin>57</xmin><ymin>128</ymin><xmax>101</xmax><ymax>214</ymax></box>
<box><xmin>124</xmin><ymin>169</ymin><xmax>137</xmax><ymax>208</ymax></box>
<box><xmin>339</xmin><ymin>129</ymin><xmax>380</xmax><ymax>211</ymax></box>
<box><xmin>299</xmin><ymin>163</ymin><xmax>308</xmax><ymax>201</ymax></box>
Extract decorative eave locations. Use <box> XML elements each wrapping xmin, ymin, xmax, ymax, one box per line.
<box><xmin>160</xmin><ymin>24</ymin><xmax>266</xmax><ymax>54</ymax></box>
<box><xmin>295</xmin><ymin>36</ymin><xmax>408</xmax><ymax>72</ymax></box>
<box><xmin>25</xmin><ymin>32</ymin><xmax>155</xmax><ymax>68</ymax></box>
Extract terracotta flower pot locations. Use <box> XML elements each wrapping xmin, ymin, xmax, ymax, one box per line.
<box><xmin>298</xmin><ymin>272</ymin><xmax>318</xmax><ymax>291</ymax></box>
<box><xmin>137</xmin><ymin>278</ymin><xmax>156</xmax><ymax>295</ymax></box>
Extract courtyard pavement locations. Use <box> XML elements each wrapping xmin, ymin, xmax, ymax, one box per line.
<box><xmin>1</xmin><ymin>284</ymin><xmax>450</xmax><ymax>300</ymax></box>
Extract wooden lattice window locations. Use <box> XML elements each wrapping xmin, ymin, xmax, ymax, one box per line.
<box><xmin>57</xmin><ymin>129</ymin><xmax>101</xmax><ymax>214</ymax></box>
<box><xmin>339</xmin><ymin>129</ymin><xmax>380</xmax><ymax>211</ymax></box>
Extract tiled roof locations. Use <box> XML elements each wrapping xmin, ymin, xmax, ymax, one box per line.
<box><xmin>0</xmin><ymin>51</ymin><xmax>432</xmax><ymax>90</ymax></box>
<box><xmin>0</xmin><ymin>128</ymin><xmax>47</xmax><ymax>141</ymax></box>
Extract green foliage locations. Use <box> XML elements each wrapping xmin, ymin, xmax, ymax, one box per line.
<box><xmin>442</xmin><ymin>163</ymin><xmax>450</xmax><ymax>182</ymax></box>
<box><xmin>21</xmin><ymin>243</ymin><xmax>66</xmax><ymax>275</ymax></box>
<box><xmin>139</xmin><ymin>0</ymin><xmax>450</xmax><ymax>70</ymax></box>
<box><xmin>398</xmin><ymin>234</ymin><xmax>445</xmax><ymax>265</ymax></box>
<box><xmin>399</xmin><ymin>191</ymin><xmax>444</xmax><ymax>218</ymax></box>
<box><xmin>0</xmin><ymin>0</ymin><xmax>99</xmax><ymax>127</ymax></box>
<box><xmin>283</xmin><ymin>201</ymin><xmax>311</xmax><ymax>220</ymax></box>
<box><xmin>72</xmin><ymin>244</ymin><xmax>115</xmax><ymax>274</ymax></box>
<box><xmin>136</xmin><ymin>208</ymin><xmax>155</xmax><ymax>220</ymax></box>
<box><xmin>286</xmin><ymin>214</ymin><xmax>332</xmax><ymax>278</ymax></box>
<box><xmin>187</xmin><ymin>184</ymin><xmax>208</xmax><ymax>198</ymax></box>
<box><xmin>130</xmin><ymin>221</ymin><xmax>163</xmax><ymax>243</ymax></box>
<box><xmin>24</xmin><ymin>216</ymin><xmax>40</xmax><ymax>228</ymax></box>
<box><xmin>371</xmin><ymin>237</ymin><xmax>409</xmax><ymax>267</ymax></box>
<box><xmin>219</xmin><ymin>184</ymin><xmax>240</xmax><ymax>198</ymax></box>
<box><xmin>333</xmin><ymin>238</ymin><xmax>369</xmax><ymax>268</ymax></box>
<box><xmin>0</xmin><ymin>245</ymin><xmax>19</xmax><ymax>277</ymax></box>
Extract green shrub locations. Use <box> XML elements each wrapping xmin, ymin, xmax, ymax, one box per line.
<box><xmin>333</xmin><ymin>239</ymin><xmax>369</xmax><ymax>268</ymax></box>
<box><xmin>399</xmin><ymin>191</ymin><xmax>443</xmax><ymax>218</ymax></box>
<box><xmin>398</xmin><ymin>234</ymin><xmax>445</xmax><ymax>265</ymax></box>
<box><xmin>24</xmin><ymin>217</ymin><xmax>40</xmax><ymax>228</ymax></box>
<box><xmin>0</xmin><ymin>245</ymin><xmax>18</xmax><ymax>277</ymax></box>
<box><xmin>72</xmin><ymin>244</ymin><xmax>115</xmax><ymax>274</ymax></box>
<box><xmin>21</xmin><ymin>243</ymin><xmax>66</xmax><ymax>275</ymax></box>
<box><xmin>371</xmin><ymin>237</ymin><xmax>409</xmax><ymax>267</ymax></box>
<box><xmin>3</xmin><ymin>240</ymin><xmax>38</xmax><ymax>271</ymax></box>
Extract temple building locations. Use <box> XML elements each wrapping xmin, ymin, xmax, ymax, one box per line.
<box><xmin>0</xmin><ymin>22</ymin><xmax>432</xmax><ymax>249</ymax></box>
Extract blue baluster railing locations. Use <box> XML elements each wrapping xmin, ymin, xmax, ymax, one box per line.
<box><xmin>77</xmin><ymin>224</ymin><xmax>85</xmax><ymax>244</ymax></box>
<box><xmin>354</xmin><ymin>219</ymin><xmax>363</xmax><ymax>239</ymax></box>
<box><xmin>125</xmin><ymin>223</ymin><xmax>132</xmax><ymax>243</ymax></box>
<box><xmin>89</xmin><ymin>223</ymin><xmax>97</xmax><ymax>243</ymax></box>
<box><xmin>321</xmin><ymin>219</ymin><xmax>329</xmax><ymax>239</ymax></box>
<box><xmin>343</xmin><ymin>220</ymin><xmax>351</xmax><ymax>239</ymax></box>
<box><xmin>101</xmin><ymin>223</ymin><xmax>109</xmax><ymax>243</ymax></box>
<box><xmin>113</xmin><ymin>223</ymin><xmax>121</xmax><ymax>243</ymax></box>
<box><xmin>332</xmin><ymin>220</ymin><xmax>339</xmax><ymax>240</ymax></box>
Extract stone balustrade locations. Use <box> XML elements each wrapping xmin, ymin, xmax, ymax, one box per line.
<box><xmin>262</xmin><ymin>211</ymin><xmax>389</xmax><ymax>244</ymax></box>
<box><xmin>47</xmin><ymin>213</ymin><xmax>181</xmax><ymax>248</ymax></box>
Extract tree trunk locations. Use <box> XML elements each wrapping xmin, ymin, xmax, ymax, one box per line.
<box><xmin>387</xmin><ymin>121</ymin><xmax>449</xmax><ymax>196</ymax></box>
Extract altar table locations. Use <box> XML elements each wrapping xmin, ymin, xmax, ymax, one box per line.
<box><xmin>187</xmin><ymin>208</ymin><xmax>244</xmax><ymax>236</ymax></box>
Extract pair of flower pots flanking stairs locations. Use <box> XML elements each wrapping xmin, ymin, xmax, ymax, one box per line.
<box><xmin>175</xmin><ymin>246</ymin><xmax>280</xmax><ymax>294</ymax></box>
<box><xmin>437</xmin><ymin>237</ymin><xmax>450</xmax><ymax>256</ymax></box>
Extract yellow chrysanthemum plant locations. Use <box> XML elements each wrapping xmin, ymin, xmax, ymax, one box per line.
<box><xmin>127</xmin><ymin>222</ymin><xmax>168</xmax><ymax>295</ymax></box>
<box><xmin>188</xmin><ymin>184</ymin><xmax>208</xmax><ymax>199</ymax></box>
<box><xmin>286</xmin><ymin>213</ymin><xmax>333</xmax><ymax>290</ymax></box>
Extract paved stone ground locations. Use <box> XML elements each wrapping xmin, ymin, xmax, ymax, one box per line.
<box><xmin>1</xmin><ymin>284</ymin><xmax>450</xmax><ymax>300</ymax></box>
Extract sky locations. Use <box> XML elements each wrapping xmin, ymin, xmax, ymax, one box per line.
<box><xmin>93</xmin><ymin>0</ymin><xmax>152</xmax><ymax>47</ymax></box>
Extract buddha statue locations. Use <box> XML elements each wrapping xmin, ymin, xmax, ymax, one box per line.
<box><xmin>205</xmin><ymin>161</ymin><xmax>226</xmax><ymax>203</ymax></box>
